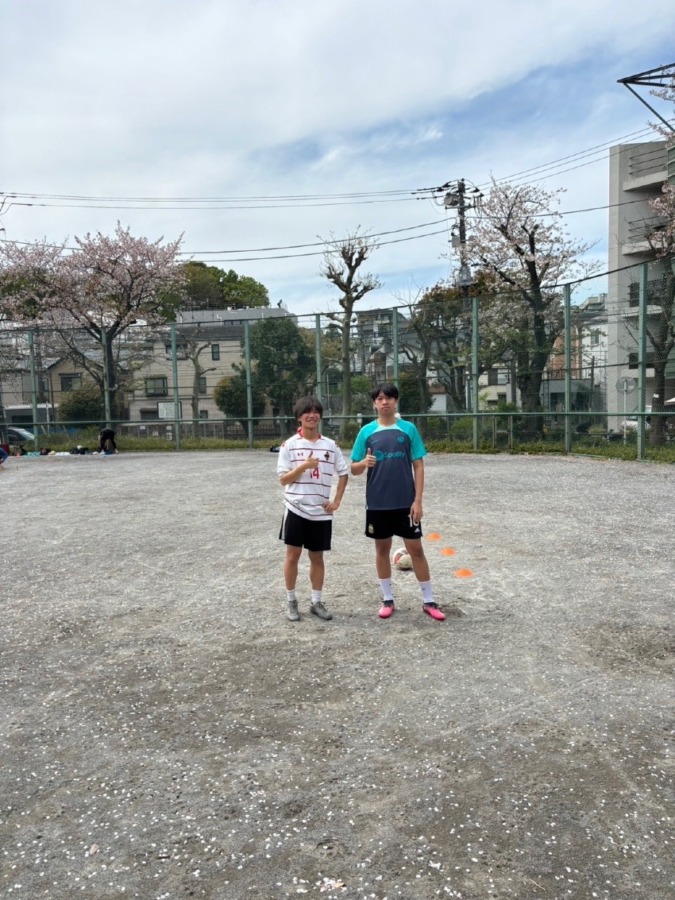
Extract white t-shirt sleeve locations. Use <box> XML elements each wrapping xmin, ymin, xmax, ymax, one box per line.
<box><xmin>334</xmin><ymin>443</ymin><xmax>349</xmax><ymax>476</ymax></box>
<box><xmin>276</xmin><ymin>439</ymin><xmax>293</xmax><ymax>476</ymax></box>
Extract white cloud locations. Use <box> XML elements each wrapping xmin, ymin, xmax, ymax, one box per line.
<box><xmin>1</xmin><ymin>0</ymin><xmax>673</xmax><ymax>315</ymax></box>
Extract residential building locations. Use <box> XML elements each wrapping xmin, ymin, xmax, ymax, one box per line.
<box><xmin>606</xmin><ymin>140</ymin><xmax>675</xmax><ymax>424</ymax></box>
<box><xmin>0</xmin><ymin>306</ymin><xmax>294</xmax><ymax>432</ymax></box>
<box><xmin>575</xmin><ymin>294</ymin><xmax>608</xmax><ymax>413</ymax></box>
<box><xmin>125</xmin><ymin>307</ymin><xmax>294</xmax><ymax>428</ymax></box>
<box><xmin>351</xmin><ymin>308</ymin><xmax>411</xmax><ymax>379</ymax></box>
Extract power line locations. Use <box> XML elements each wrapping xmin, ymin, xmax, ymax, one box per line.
<box><xmin>0</xmin><ymin>194</ymin><xmax>657</xmax><ymax>260</ymax></box>
<box><xmin>483</xmin><ymin>124</ymin><xmax>660</xmax><ymax>186</ymax></box>
<box><xmin>2</xmin><ymin>121</ymin><xmax>671</xmax><ymax>214</ymax></box>
<box><xmin>182</xmin><ymin>219</ymin><xmax>447</xmax><ymax>255</ymax></box>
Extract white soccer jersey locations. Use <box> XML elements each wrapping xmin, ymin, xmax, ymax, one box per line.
<box><xmin>277</xmin><ymin>433</ymin><xmax>349</xmax><ymax>521</ymax></box>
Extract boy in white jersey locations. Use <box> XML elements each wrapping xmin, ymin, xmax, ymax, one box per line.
<box><xmin>350</xmin><ymin>383</ymin><xmax>445</xmax><ymax>621</ymax></box>
<box><xmin>277</xmin><ymin>396</ymin><xmax>349</xmax><ymax>622</ymax></box>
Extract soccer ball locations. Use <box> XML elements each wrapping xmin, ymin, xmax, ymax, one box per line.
<box><xmin>392</xmin><ymin>547</ymin><xmax>413</xmax><ymax>570</ymax></box>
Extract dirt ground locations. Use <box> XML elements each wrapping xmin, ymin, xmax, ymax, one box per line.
<box><xmin>0</xmin><ymin>450</ymin><xmax>673</xmax><ymax>900</ymax></box>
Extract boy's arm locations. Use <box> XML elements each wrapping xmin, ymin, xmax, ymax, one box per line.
<box><xmin>351</xmin><ymin>449</ymin><xmax>375</xmax><ymax>476</ymax></box>
<box><xmin>324</xmin><ymin>473</ymin><xmax>348</xmax><ymax>512</ymax></box>
<box><xmin>410</xmin><ymin>457</ymin><xmax>425</xmax><ymax>522</ymax></box>
<box><xmin>279</xmin><ymin>452</ymin><xmax>319</xmax><ymax>485</ymax></box>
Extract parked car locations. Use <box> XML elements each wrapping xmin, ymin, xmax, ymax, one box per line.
<box><xmin>619</xmin><ymin>417</ymin><xmax>650</xmax><ymax>431</ymax></box>
<box><xmin>7</xmin><ymin>426</ymin><xmax>36</xmax><ymax>443</ymax></box>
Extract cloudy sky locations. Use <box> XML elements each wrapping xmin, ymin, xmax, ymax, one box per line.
<box><xmin>2</xmin><ymin>0</ymin><xmax>673</xmax><ymax>318</ymax></box>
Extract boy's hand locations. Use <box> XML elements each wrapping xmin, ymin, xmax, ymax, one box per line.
<box><xmin>363</xmin><ymin>448</ymin><xmax>376</xmax><ymax>468</ymax></box>
<box><xmin>410</xmin><ymin>499</ymin><xmax>423</xmax><ymax>524</ymax></box>
<box><xmin>302</xmin><ymin>452</ymin><xmax>319</xmax><ymax>473</ymax></box>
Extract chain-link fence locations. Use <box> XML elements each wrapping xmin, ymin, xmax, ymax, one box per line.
<box><xmin>1</xmin><ymin>260</ymin><xmax>673</xmax><ymax>458</ymax></box>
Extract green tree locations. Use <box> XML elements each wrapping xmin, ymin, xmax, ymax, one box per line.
<box><xmin>246</xmin><ymin>317</ymin><xmax>314</xmax><ymax>416</ymax></box>
<box><xmin>397</xmin><ymin>370</ymin><xmax>432</xmax><ymax>418</ymax></box>
<box><xmin>182</xmin><ymin>262</ymin><xmax>269</xmax><ymax>311</ymax></box>
<box><xmin>213</xmin><ymin>373</ymin><xmax>266</xmax><ymax>437</ymax></box>
<box><xmin>350</xmin><ymin>375</ymin><xmax>374</xmax><ymax>414</ymax></box>
<box><xmin>317</xmin><ymin>322</ymin><xmax>344</xmax><ymax>411</ymax></box>
<box><xmin>57</xmin><ymin>383</ymin><xmax>105</xmax><ymax>424</ymax></box>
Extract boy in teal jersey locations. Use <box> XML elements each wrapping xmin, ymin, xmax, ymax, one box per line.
<box><xmin>350</xmin><ymin>383</ymin><xmax>445</xmax><ymax>621</ymax></box>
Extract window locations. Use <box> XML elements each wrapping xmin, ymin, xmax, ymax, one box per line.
<box><xmin>628</xmin><ymin>352</ymin><xmax>656</xmax><ymax>369</ymax></box>
<box><xmin>211</xmin><ymin>344</ymin><xmax>220</xmax><ymax>361</ymax></box>
<box><xmin>199</xmin><ymin>410</ymin><xmax>209</xmax><ymax>420</ymax></box>
<box><xmin>165</xmin><ymin>343</ymin><xmax>188</xmax><ymax>359</ymax></box>
<box><xmin>488</xmin><ymin>368</ymin><xmax>509</xmax><ymax>386</ymax></box>
<box><xmin>145</xmin><ymin>376</ymin><xmax>168</xmax><ymax>397</ymax></box>
<box><xmin>198</xmin><ymin>376</ymin><xmax>207</xmax><ymax>394</ymax></box>
<box><xmin>628</xmin><ymin>279</ymin><xmax>667</xmax><ymax>308</ymax></box>
<box><xmin>140</xmin><ymin>408</ymin><xmax>159</xmax><ymax>421</ymax></box>
<box><xmin>590</xmin><ymin>329</ymin><xmax>601</xmax><ymax>347</ymax></box>
<box><xmin>60</xmin><ymin>373</ymin><xmax>82</xmax><ymax>392</ymax></box>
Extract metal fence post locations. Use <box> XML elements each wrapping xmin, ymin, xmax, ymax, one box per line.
<box><xmin>101</xmin><ymin>330</ymin><xmax>112</xmax><ymax>428</ymax></box>
<box><xmin>170</xmin><ymin>323</ymin><xmax>181</xmax><ymax>451</ymax></box>
<box><xmin>27</xmin><ymin>329</ymin><xmax>40</xmax><ymax>450</ymax></box>
<box><xmin>637</xmin><ymin>262</ymin><xmax>648</xmax><ymax>460</ymax></box>
<box><xmin>564</xmin><ymin>284</ymin><xmax>572</xmax><ymax>454</ymax></box>
<box><xmin>471</xmin><ymin>296</ymin><xmax>479</xmax><ymax>450</ymax></box>
<box><xmin>392</xmin><ymin>308</ymin><xmax>399</xmax><ymax>385</ymax></box>
<box><xmin>315</xmin><ymin>314</ymin><xmax>323</xmax><ymax>402</ymax></box>
<box><xmin>244</xmin><ymin>319</ymin><xmax>253</xmax><ymax>449</ymax></box>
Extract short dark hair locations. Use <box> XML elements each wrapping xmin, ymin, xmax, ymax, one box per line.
<box><xmin>370</xmin><ymin>382</ymin><xmax>399</xmax><ymax>401</ymax></box>
<box><xmin>293</xmin><ymin>396</ymin><xmax>323</xmax><ymax>419</ymax></box>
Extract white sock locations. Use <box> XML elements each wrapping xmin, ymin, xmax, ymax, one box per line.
<box><xmin>311</xmin><ymin>589</ymin><xmax>322</xmax><ymax>605</ymax></box>
<box><xmin>286</xmin><ymin>589</ymin><xmax>297</xmax><ymax>604</ymax></box>
<box><xmin>419</xmin><ymin>580</ymin><xmax>434</xmax><ymax>604</ymax></box>
<box><xmin>379</xmin><ymin>578</ymin><xmax>394</xmax><ymax>602</ymax></box>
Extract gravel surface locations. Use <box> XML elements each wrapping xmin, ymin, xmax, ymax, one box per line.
<box><xmin>1</xmin><ymin>451</ymin><xmax>673</xmax><ymax>900</ymax></box>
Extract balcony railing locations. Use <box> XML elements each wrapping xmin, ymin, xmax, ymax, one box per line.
<box><xmin>628</xmin><ymin>145</ymin><xmax>668</xmax><ymax>179</ymax></box>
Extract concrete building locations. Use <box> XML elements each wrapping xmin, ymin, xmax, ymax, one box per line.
<box><xmin>607</xmin><ymin>140</ymin><xmax>675</xmax><ymax>424</ymax></box>
<box><xmin>575</xmin><ymin>294</ymin><xmax>609</xmax><ymax>413</ymax></box>
<box><xmin>0</xmin><ymin>307</ymin><xmax>295</xmax><ymax>435</ymax></box>
<box><xmin>125</xmin><ymin>307</ymin><xmax>294</xmax><ymax>429</ymax></box>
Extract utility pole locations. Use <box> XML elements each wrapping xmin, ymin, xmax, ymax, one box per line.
<box><xmin>414</xmin><ymin>177</ymin><xmax>483</xmax><ymax>419</ymax></box>
<box><xmin>444</xmin><ymin>179</ymin><xmax>471</xmax><ymax>299</ymax></box>
<box><xmin>437</xmin><ymin>179</ymin><xmax>483</xmax><ymax>421</ymax></box>
<box><xmin>438</xmin><ymin>179</ymin><xmax>482</xmax><ymax>294</ymax></box>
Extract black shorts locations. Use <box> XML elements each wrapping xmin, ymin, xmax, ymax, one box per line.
<box><xmin>280</xmin><ymin>508</ymin><xmax>332</xmax><ymax>552</ymax></box>
<box><xmin>365</xmin><ymin>508</ymin><xmax>423</xmax><ymax>541</ymax></box>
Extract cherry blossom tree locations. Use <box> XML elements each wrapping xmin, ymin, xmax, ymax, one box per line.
<box><xmin>645</xmin><ymin>82</ymin><xmax>675</xmax><ymax>444</ymax></box>
<box><xmin>466</xmin><ymin>178</ymin><xmax>595</xmax><ymax>437</ymax></box>
<box><xmin>0</xmin><ymin>224</ymin><xmax>184</xmax><ymax>420</ymax></box>
<box><xmin>0</xmin><ymin>239</ymin><xmax>68</xmax><ymax>321</ymax></box>
<box><xmin>404</xmin><ymin>272</ymin><xmax>506</xmax><ymax>414</ymax></box>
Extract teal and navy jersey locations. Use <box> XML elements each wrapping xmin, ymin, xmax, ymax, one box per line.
<box><xmin>351</xmin><ymin>419</ymin><xmax>426</xmax><ymax>510</ymax></box>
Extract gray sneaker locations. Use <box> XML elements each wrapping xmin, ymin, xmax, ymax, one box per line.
<box><xmin>310</xmin><ymin>601</ymin><xmax>332</xmax><ymax>621</ymax></box>
<box><xmin>286</xmin><ymin>599</ymin><xmax>300</xmax><ymax>622</ymax></box>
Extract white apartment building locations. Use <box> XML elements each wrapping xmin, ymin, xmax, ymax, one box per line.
<box><xmin>607</xmin><ymin>140</ymin><xmax>674</xmax><ymax>423</ymax></box>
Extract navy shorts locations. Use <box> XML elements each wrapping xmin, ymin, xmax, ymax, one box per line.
<box><xmin>280</xmin><ymin>508</ymin><xmax>332</xmax><ymax>551</ymax></box>
<box><xmin>365</xmin><ymin>508</ymin><xmax>423</xmax><ymax>541</ymax></box>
